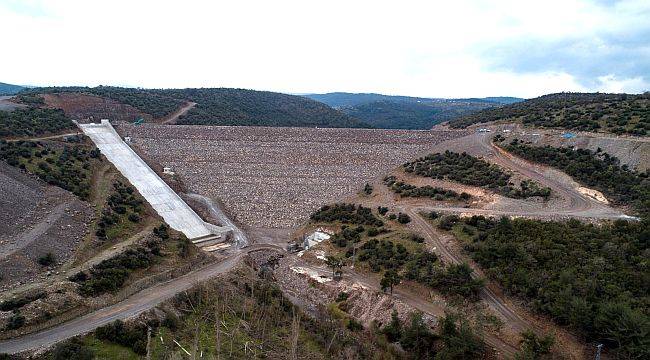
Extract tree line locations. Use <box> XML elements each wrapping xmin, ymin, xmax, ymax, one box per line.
<box><xmin>441</xmin><ymin>214</ymin><xmax>649</xmax><ymax>358</ymax></box>
<box><xmin>404</xmin><ymin>151</ymin><xmax>551</xmax><ymax>199</ymax></box>
<box><xmin>499</xmin><ymin>138</ymin><xmax>649</xmax><ymax>217</ymax></box>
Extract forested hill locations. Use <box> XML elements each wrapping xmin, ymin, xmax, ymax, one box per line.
<box><xmin>449</xmin><ymin>92</ymin><xmax>650</xmax><ymax>136</ymax></box>
<box><xmin>303</xmin><ymin>92</ymin><xmax>523</xmax><ymax>108</ymax></box>
<box><xmin>0</xmin><ymin>82</ymin><xmax>25</xmax><ymax>96</ymax></box>
<box><xmin>151</xmin><ymin>88</ymin><xmax>370</xmax><ymax>128</ymax></box>
<box><xmin>303</xmin><ymin>92</ymin><xmax>519</xmax><ymax>129</ymax></box>
<box><xmin>343</xmin><ymin>100</ymin><xmax>490</xmax><ymax>130</ymax></box>
<box><xmin>23</xmin><ymin>86</ymin><xmax>370</xmax><ymax>128</ymax></box>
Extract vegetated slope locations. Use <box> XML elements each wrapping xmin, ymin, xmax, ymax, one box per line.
<box><xmin>451</xmin><ymin>215</ymin><xmax>649</xmax><ymax>358</ymax></box>
<box><xmin>344</xmin><ymin>100</ymin><xmax>489</xmax><ymax>129</ymax></box>
<box><xmin>0</xmin><ymin>82</ymin><xmax>25</xmax><ymax>96</ymax></box>
<box><xmin>151</xmin><ymin>88</ymin><xmax>369</xmax><ymax>128</ymax></box>
<box><xmin>42</xmin><ymin>268</ymin><xmax>398</xmax><ymax>359</ymax></box>
<box><xmin>24</xmin><ymin>86</ymin><xmax>184</xmax><ymax>119</ymax></box>
<box><xmin>404</xmin><ymin>151</ymin><xmax>551</xmax><ymax>199</ymax></box>
<box><xmin>497</xmin><ymin>138</ymin><xmax>650</xmax><ymax>216</ymax></box>
<box><xmin>304</xmin><ymin>92</ymin><xmax>522</xmax><ymax>130</ymax></box>
<box><xmin>304</xmin><ymin>92</ymin><xmax>523</xmax><ymax>108</ymax></box>
<box><xmin>0</xmin><ymin>107</ymin><xmax>76</xmax><ymax>139</ymax></box>
<box><xmin>25</xmin><ymin>87</ymin><xmax>368</xmax><ymax>128</ymax></box>
<box><xmin>450</xmin><ymin>92</ymin><xmax>650</xmax><ymax>136</ymax></box>
<box><xmin>304</xmin><ymin>92</ymin><xmax>437</xmax><ymax>107</ymax></box>
<box><xmin>465</xmin><ymin>96</ymin><xmax>523</xmax><ymax>105</ymax></box>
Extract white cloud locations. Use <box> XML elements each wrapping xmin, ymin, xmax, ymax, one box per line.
<box><xmin>0</xmin><ymin>0</ymin><xmax>647</xmax><ymax>97</ymax></box>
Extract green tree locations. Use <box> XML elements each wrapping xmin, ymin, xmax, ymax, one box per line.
<box><xmin>325</xmin><ymin>255</ymin><xmax>344</xmax><ymax>278</ymax></box>
<box><xmin>437</xmin><ymin>314</ymin><xmax>485</xmax><ymax>359</ymax></box>
<box><xmin>515</xmin><ymin>330</ymin><xmax>554</xmax><ymax>359</ymax></box>
<box><xmin>380</xmin><ymin>269</ymin><xmax>401</xmax><ymax>294</ymax></box>
<box><xmin>401</xmin><ymin>312</ymin><xmax>437</xmax><ymax>359</ymax></box>
<box><xmin>382</xmin><ymin>310</ymin><xmax>402</xmax><ymax>343</ymax></box>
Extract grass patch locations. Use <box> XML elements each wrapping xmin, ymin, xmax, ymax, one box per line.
<box><xmin>84</xmin><ymin>336</ymin><xmax>140</xmax><ymax>360</ymax></box>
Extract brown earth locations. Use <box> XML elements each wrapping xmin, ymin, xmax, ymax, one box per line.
<box><xmin>41</xmin><ymin>93</ymin><xmax>152</xmax><ymax>123</ymax></box>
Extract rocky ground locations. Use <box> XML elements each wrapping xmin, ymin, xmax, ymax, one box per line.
<box><xmin>121</xmin><ymin>124</ymin><xmax>470</xmax><ymax>229</ymax></box>
<box><xmin>0</xmin><ymin>162</ymin><xmax>94</xmax><ymax>291</ymax></box>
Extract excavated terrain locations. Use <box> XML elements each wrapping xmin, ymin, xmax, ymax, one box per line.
<box><xmin>42</xmin><ymin>93</ymin><xmax>151</xmax><ymax>123</ymax></box>
<box><xmin>121</xmin><ymin>124</ymin><xmax>469</xmax><ymax>229</ymax></box>
<box><xmin>0</xmin><ymin>162</ymin><xmax>94</xmax><ymax>290</ymax></box>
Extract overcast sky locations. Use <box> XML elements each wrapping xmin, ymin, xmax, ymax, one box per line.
<box><xmin>1</xmin><ymin>0</ymin><xmax>648</xmax><ymax>98</ymax></box>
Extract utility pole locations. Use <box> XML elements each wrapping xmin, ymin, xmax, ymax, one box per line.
<box><xmin>595</xmin><ymin>344</ymin><xmax>603</xmax><ymax>360</ymax></box>
<box><xmin>145</xmin><ymin>326</ymin><xmax>151</xmax><ymax>360</ymax></box>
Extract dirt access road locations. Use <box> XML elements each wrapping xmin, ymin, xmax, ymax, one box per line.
<box><xmin>0</xmin><ymin>243</ymin><xmax>282</xmax><ymax>354</ymax></box>
<box><xmin>160</xmin><ymin>101</ymin><xmax>196</xmax><ymax>124</ymax></box>
<box><xmin>295</xmin><ymin>258</ymin><xmax>519</xmax><ymax>357</ymax></box>
<box><xmin>390</xmin><ymin>131</ymin><xmax>631</xmax><ymax>221</ymax></box>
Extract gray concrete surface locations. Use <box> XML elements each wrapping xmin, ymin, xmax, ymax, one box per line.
<box><xmin>79</xmin><ymin>120</ymin><xmax>226</xmax><ymax>239</ymax></box>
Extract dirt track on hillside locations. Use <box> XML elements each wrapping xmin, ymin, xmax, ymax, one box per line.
<box><xmin>160</xmin><ymin>101</ymin><xmax>196</xmax><ymax>124</ymax></box>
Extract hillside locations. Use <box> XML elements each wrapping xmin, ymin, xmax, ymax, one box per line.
<box><xmin>151</xmin><ymin>88</ymin><xmax>369</xmax><ymax>128</ymax></box>
<box><xmin>449</xmin><ymin>92</ymin><xmax>650</xmax><ymax>136</ymax></box>
<box><xmin>304</xmin><ymin>92</ymin><xmax>523</xmax><ymax>130</ymax></box>
<box><xmin>0</xmin><ymin>82</ymin><xmax>25</xmax><ymax>96</ymax></box>
<box><xmin>304</xmin><ymin>92</ymin><xmax>523</xmax><ymax>108</ymax></box>
<box><xmin>25</xmin><ymin>86</ymin><xmax>369</xmax><ymax>128</ymax></box>
<box><xmin>343</xmin><ymin>100</ymin><xmax>489</xmax><ymax>129</ymax></box>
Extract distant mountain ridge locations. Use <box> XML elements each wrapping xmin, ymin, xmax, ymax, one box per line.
<box><xmin>0</xmin><ymin>82</ymin><xmax>26</xmax><ymax>96</ymax></box>
<box><xmin>303</xmin><ymin>92</ymin><xmax>524</xmax><ymax>108</ymax></box>
<box><xmin>303</xmin><ymin>92</ymin><xmax>524</xmax><ymax>129</ymax></box>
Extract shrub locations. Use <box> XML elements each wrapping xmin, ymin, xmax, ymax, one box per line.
<box><xmin>95</xmin><ymin>320</ymin><xmax>148</xmax><ymax>355</ymax></box>
<box><xmin>437</xmin><ymin>215</ymin><xmax>459</xmax><ymax>230</ymax></box>
<box><xmin>366</xmin><ymin>227</ymin><xmax>379</xmax><ymax>237</ymax></box>
<box><xmin>6</xmin><ymin>312</ymin><xmax>25</xmax><ymax>330</ymax></box>
<box><xmin>347</xmin><ymin>318</ymin><xmax>363</xmax><ymax>331</ymax></box>
<box><xmin>311</xmin><ymin>203</ymin><xmax>383</xmax><ymax>227</ymax></box>
<box><xmin>51</xmin><ymin>338</ymin><xmax>94</xmax><ymax>360</ymax></box>
<box><xmin>397</xmin><ymin>213</ymin><xmax>411</xmax><ymax>224</ymax></box>
<box><xmin>38</xmin><ymin>252</ymin><xmax>56</xmax><ymax>266</ymax></box>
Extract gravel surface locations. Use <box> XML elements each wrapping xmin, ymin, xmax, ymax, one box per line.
<box><xmin>0</xmin><ymin>162</ymin><xmax>94</xmax><ymax>290</ymax></box>
<box><xmin>122</xmin><ymin>124</ymin><xmax>469</xmax><ymax>228</ymax></box>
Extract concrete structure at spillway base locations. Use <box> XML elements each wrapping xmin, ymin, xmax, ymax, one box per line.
<box><xmin>79</xmin><ymin>120</ymin><xmax>230</xmax><ymax>241</ymax></box>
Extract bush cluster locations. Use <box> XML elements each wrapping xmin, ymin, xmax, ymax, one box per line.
<box><xmin>310</xmin><ymin>203</ymin><xmax>383</xmax><ymax>227</ymax></box>
<box><xmin>0</xmin><ymin>140</ymin><xmax>98</xmax><ymax>199</ymax></box>
<box><xmin>501</xmin><ymin>139</ymin><xmax>650</xmax><ymax>217</ymax></box>
<box><xmin>450</xmin><ymin>92</ymin><xmax>650</xmax><ymax>136</ymax></box>
<box><xmin>384</xmin><ymin>175</ymin><xmax>471</xmax><ymax>201</ymax></box>
<box><xmin>95</xmin><ymin>320</ymin><xmax>148</xmax><ymax>355</ymax></box>
<box><xmin>96</xmin><ymin>181</ymin><xmax>145</xmax><ymax>239</ymax></box>
<box><xmin>0</xmin><ymin>107</ymin><xmax>74</xmax><ymax>138</ymax></box>
<box><xmin>452</xmin><ymin>215</ymin><xmax>649</xmax><ymax>357</ymax></box>
<box><xmin>70</xmin><ymin>241</ymin><xmax>161</xmax><ymax>297</ymax></box>
<box><xmin>0</xmin><ymin>291</ymin><xmax>46</xmax><ymax>312</ymax></box>
<box><xmin>382</xmin><ymin>311</ymin><xmax>485</xmax><ymax>359</ymax></box>
<box><xmin>404</xmin><ymin>151</ymin><xmax>551</xmax><ymax>199</ymax></box>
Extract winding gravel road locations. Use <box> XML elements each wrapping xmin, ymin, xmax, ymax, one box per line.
<box><xmin>0</xmin><ymin>244</ymin><xmax>282</xmax><ymax>354</ymax></box>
